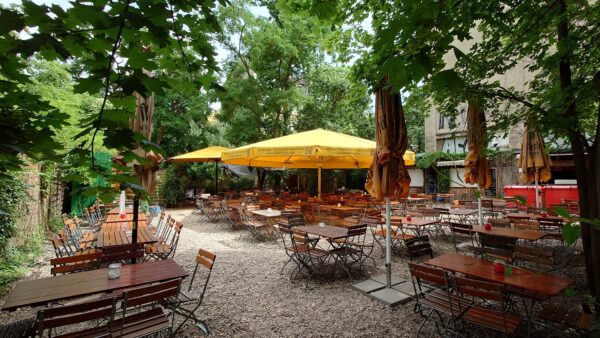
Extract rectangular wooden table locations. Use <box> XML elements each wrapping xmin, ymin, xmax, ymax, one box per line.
<box><xmin>101</xmin><ymin>220</ymin><xmax>148</xmax><ymax>232</ymax></box>
<box><xmin>449</xmin><ymin>208</ymin><xmax>478</xmax><ymax>216</ymax></box>
<box><xmin>425</xmin><ymin>253</ymin><xmax>573</xmax><ymax>297</ymax></box>
<box><xmin>105</xmin><ymin>213</ymin><xmax>148</xmax><ymax>223</ymax></box>
<box><xmin>472</xmin><ymin>225</ymin><xmax>548</xmax><ymax>241</ymax></box>
<box><xmin>96</xmin><ymin>228</ymin><xmax>158</xmax><ymax>248</ymax></box>
<box><xmin>251</xmin><ymin>209</ymin><xmax>282</xmax><ymax>218</ymax></box>
<box><xmin>106</xmin><ymin>208</ymin><xmax>133</xmax><ymax>215</ymax></box>
<box><xmin>505</xmin><ymin>213</ymin><xmax>565</xmax><ymax>222</ymax></box>
<box><xmin>294</xmin><ymin>224</ymin><xmax>349</xmax><ymax>240</ymax></box>
<box><xmin>1</xmin><ymin>259</ymin><xmax>188</xmax><ymax>311</ymax></box>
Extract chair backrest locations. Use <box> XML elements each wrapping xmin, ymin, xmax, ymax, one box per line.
<box><xmin>37</xmin><ymin>295</ymin><xmax>117</xmax><ymax>336</ymax></box>
<box><xmin>454</xmin><ymin>276</ymin><xmax>511</xmax><ymax>334</ymax></box>
<box><xmin>514</xmin><ymin>245</ymin><xmax>556</xmax><ymax>267</ymax></box>
<box><xmin>408</xmin><ymin>262</ymin><xmax>449</xmax><ymax>289</ymax></box>
<box><xmin>448</xmin><ymin>222</ymin><xmax>473</xmax><ymax>235</ymax></box>
<box><xmin>50</xmin><ymin>251</ymin><xmax>103</xmax><ymax>275</ymax></box>
<box><xmin>481</xmin><ymin>199</ymin><xmax>494</xmax><ymax>208</ymax></box>
<box><xmin>488</xmin><ymin>218</ymin><xmax>512</xmax><ymax>228</ymax></box>
<box><xmin>101</xmin><ymin>242</ymin><xmax>145</xmax><ymax>265</ymax></box>
<box><xmin>187</xmin><ymin>249</ymin><xmax>216</xmax><ymax>306</ymax></box>
<box><xmin>419</xmin><ymin>208</ymin><xmax>440</xmax><ymax>219</ymax></box>
<box><xmin>287</xmin><ymin>214</ymin><xmax>306</xmax><ymax>227</ymax></box>
<box><xmin>512</xmin><ymin>219</ymin><xmax>540</xmax><ymax>231</ymax></box>
<box><xmin>405</xmin><ymin>236</ymin><xmax>433</xmax><ymax>260</ymax></box>
<box><xmin>122</xmin><ymin>279</ymin><xmax>181</xmax><ymax>310</ymax></box>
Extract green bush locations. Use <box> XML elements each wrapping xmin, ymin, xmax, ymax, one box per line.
<box><xmin>160</xmin><ymin>166</ymin><xmax>188</xmax><ymax>206</ymax></box>
<box><xmin>0</xmin><ymin>176</ymin><xmax>28</xmax><ymax>256</ymax></box>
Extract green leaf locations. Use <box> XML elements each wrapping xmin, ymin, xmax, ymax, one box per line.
<box><xmin>562</xmin><ymin>223</ymin><xmax>581</xmax><ymax>246</ymax></box>
<box><xmin>552</xmin><ymin>206</ymin><xmax>571</xmax><ymax>220</ymax></box>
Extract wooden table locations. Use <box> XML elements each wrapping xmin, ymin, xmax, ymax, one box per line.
<box><xmin>329</xmin><ymin>205</ymin><xmax>362</xmax><ymax>216</ymax></box>
<box><xmin>425</xmin><ymin>253</ymin><xmax>573</xmax><ymax>297</ymax></box>
<box><xmin>449</xmin><ymin>208</ymin><xmax>478</xmax><ymax>216</ymax></box>
<box><xmin>105</xmin><ymin>213</ymin><xmax>147</xmax><ymax>223</ymax></box>
<box><xmin>1</xmin><ymin>260</ymin><xmax>188</xmax><ymax>311</ymax></box>
<box><xmin>96</xmin><ymin>228</ymin><xmax>158</xmax><ymax>248</ymax></box>
<box><xmin>251</xmin><ymin>209</ymin><xmax>282</xmax><ymax>218</ymax></box>
<box><xmin>505</xmin><ymin>213</ymin><xmax>565</xmax><ymax>222</ymax></box>
<box><xmin>472</xmin><ymin>226</ymin><xmax>548</xmax><ymax>241</ymax></box>
<box><xmin>106</xmin><ymin>208</ymin><xmax>133</xmax><ymax>215</ymax></box>
<box><xmin>294</xmin><ymin>224</ymin><xmax>349</xmax><ymax>240</ymax></box>
<box><xmin>101</xmin><ymin>221</ymin><xmax>148</xmax><ymax>232</ymax></box>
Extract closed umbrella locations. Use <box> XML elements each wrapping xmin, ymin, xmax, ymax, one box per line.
<box><xmin>518</xmin><ymin>126</ymin><xmax>551</xmax><ymax>208</ymax></box>
<box><xmin>365</xmin><ymin>76</ymin><xmax>411</xmax><ymax>287</ymax></box>
<box><xmin>464</xmin><ymin>102</ymin><xmax>492</xmax><ymax>225</ymax></box>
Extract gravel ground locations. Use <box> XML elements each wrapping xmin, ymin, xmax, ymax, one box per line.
<box><xmin>0</xmin><ymin>208</ymin><xmax>591</xmax><ymax>337</ymax></box>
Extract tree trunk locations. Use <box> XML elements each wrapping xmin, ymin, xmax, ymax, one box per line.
<box><xmin>557</xmin><ymin>0</ymin><xmax>600</xmax><ymax>310</ymax></box>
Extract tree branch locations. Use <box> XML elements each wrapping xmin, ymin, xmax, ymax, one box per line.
<box><xmin>167</xmin><ymin>0</ymin><xmax>191</xmax><ymax>69</ymax></box>
<box><xmin>90</xmin><ymin>0</ymin><xmax>131</xmax><ymax>169</ymax></box>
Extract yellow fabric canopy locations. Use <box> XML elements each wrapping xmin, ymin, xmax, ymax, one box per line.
<box><xmin>221</xmin><ymin>129</ymin><xmax>415</xmax><ymax>169</ymax></box>
<box><xmin>167</xmin><ymin>146</ymin><xmax>231</xmax><ymax>163</ymax></box>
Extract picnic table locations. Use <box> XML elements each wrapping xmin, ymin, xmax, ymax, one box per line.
<box><xmin>96</xmin><ymin>228</ymin><xmax>158</xmax><ymax>248</ymax></box>
<box><xmin>104</xmin><ymin>213</ymin><xmax>147</xmax><ymax>223</ymax></box>
<box><xmin>101</xmin><ymin>220</ymin><xmax>148</xmax><ymax>232</ymax></box>
<box><xmin>1</xmin><ymin>259</ymin><xmax>187</xmax><ymax>311</ymax></box>
<box><xmin>472</xmin><ymin>225</ymin><xmax>548</xmax><ymax>241</ymax></box>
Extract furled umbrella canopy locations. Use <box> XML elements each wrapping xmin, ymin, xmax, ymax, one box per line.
<box><xmin>365</xmin><ymin>76</ymin><xmax>411</xmax><ymax>200</ymax></box>
<box><xmin>464</xmin><ymin>102</ymin><xmax>492</xmax><ymax>189</ymax></box>
<box><xmin>518</xmin><ymin>126</ymin><xmax>552</xmax><ymax>184</ymax></box>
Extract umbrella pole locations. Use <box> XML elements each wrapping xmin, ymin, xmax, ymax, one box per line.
<box><xmin>318</xmin><ymin>168</ymin><xmax>322</xmax><ymax>199</ymax></box>
<box><xmin>132</xmin><ymin>194</ymin><xmax>139</xmax><ymax>264</ymax></box>
<box><xmin>477</xmin><ymin>186</ymin><xmax>483</xmax><ymax>226</ymax></box>
<box><xmin>535</xmin><ymin>169</ymin><xmax>539</xmax><ymax>208</ymax></box>
<box><xmin>385</xmin><ymin>197</ymin><xmax>392</xmax><ymax>287</ymax></box>
<box><xmin>214</xmin><ymin>161</ymin><xmax>218</xmax><ymax>196</ymax></box>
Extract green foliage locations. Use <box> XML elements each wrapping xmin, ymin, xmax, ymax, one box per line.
<box><xmin>217</xmin><ymin>1</ymin><xmax>374</xmax><ymax>146</ymax></box>
<box><xmin>403</xmin><ymin>85</ymin><xmax>428</xmax><ymax>152</ymax></box>
<box><xmin>0</xmin><ymin>228</ymin><xmax>44</xmax><ymax>294</ymax></box>
<box><xmin>0</xmin><ymin>176</ymin><xmax>28</xmax><ymax>256</ymax></box>
<box><xmin>160</xmin><ymin>165</ymin><xmax>188</xmax><ymax>206</ymax></box>
<box><xmin>437</xmin><ymin>168</ymin><xmax>450</xmax><ymax>193</ymax></box>
<box><xmin>415</xmin><ymin>151</ymin><xmax>465</xmax><ymax>169</ymax></box>
<box><xmin>153</xmin><ymin>87</ymin><xmax>214</xmax><ymax>158</ymax></box>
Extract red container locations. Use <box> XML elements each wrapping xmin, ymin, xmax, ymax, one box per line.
<box><xmin>503</xmin><ymin>185</ymin><xmax>538</xmax><ymax>207</ymax></box>
<box><xmin>503</xmin><ymin>185</ymin><xmax>579</xmax><ymax>207</ymax></box>
<box><xmin>542</xmin><ymin>185</ymin><xmax>579</xmax><ymax>207</ymax></box>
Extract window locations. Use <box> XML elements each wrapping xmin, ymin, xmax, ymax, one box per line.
<box><xmin>438</xmin><ymin>113</ymin><xmax>445</xmax><ymax>129</ymax></box>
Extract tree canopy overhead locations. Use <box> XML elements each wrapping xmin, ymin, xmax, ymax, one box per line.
<box><xmin>1</xmin><ymin>0</ymin><xmax>224</xmax><ymax>198</ymax></box>
<box><xmin>216</xmin><ymin>1</ymin><xmax>374</xmax><ymax>146</ymax></box>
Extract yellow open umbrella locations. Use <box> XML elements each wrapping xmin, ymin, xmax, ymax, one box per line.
<box><xmin>167</xmin><ymin>146</ymin><xmax>230</xmax><ymax>163</ymax></box>
<box><xmin>221</xmin><ymin>128</ymin><xmax>416</xmax><ymax>197</ymax></box>
<box><xmin>167</xmin><ymin>146</ymin><xmax>231</xmax><ymax>195</ymax></box>
<box><xmin>518</xmin><ymin>126</ymin><xmax>551</xmax><ymax>208</ymax></box>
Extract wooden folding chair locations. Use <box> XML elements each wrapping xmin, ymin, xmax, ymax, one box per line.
<box><xmin>408</xmin><ymin>263</ymin><xmax>466</xmax><ymax>337</ymax></box>
<box><xmin>146</xmin><ymin>221</ymin><xmax>183</xmax><ymax>260</ymax></box>
<box><xmin>448</xmin><ymin>222</ymin><xmax>475</xmax><ymax>253</ymax></box>
<box><xmin>454</xmin><ymin>276</ymin><xmax>522</xmax><ymax>335</ymax></box>
<box><xmin>101</xmin><ymin>242</ymin><xmax>145</xmax><ymax>265</ymax></box>
<box><xmin>404</xmin><ymin>236</ymin><xmax>434</xmax><ymax>261</ymax></box>
<box><xmin>165</xmin><ymin>249</ymin><xmax>216</xmax><ymax>336</ymax></box>
<box><xmin>118</xmin><ymin>279</ymin><xmax>182</xmax><ymax>337</ymax></box>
